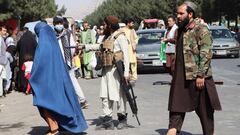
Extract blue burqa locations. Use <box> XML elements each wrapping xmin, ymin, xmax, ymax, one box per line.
<box><xmin>29</xmin><ymin>22</ymin><xmax>88</xmax><ymax>133</ymax></box>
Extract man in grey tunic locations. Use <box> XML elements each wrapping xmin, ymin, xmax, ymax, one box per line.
<box><xmin>0</xmin><ymin>25</ymin><xmax>7</xmax><ymax>97</ymax></box>
<box><xmin>53</xmin><ymin>16</ymin><xmax>88</xmax><ymax>108</ymax></box>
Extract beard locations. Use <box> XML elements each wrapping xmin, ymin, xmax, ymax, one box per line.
<box><xmin>177</xmin><ymin>16</ymin><xmax>190</xmax><ymax>30</ymax></box>
<box><xmin>128</xmin><ymin>25</ymin><xmax>134</xmax><ymax>29</ymax></box>
<box><xmin>103</xmin><ymin>27</ymin><xmax>111</xmax><ymax>37</ymax></box>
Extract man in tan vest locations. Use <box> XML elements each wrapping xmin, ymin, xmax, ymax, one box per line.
<box><xmin>81</xmin><ymin>16</ymin><xmax>130</xmax><ymax>130</ymax></box>
<box><xmin>121</xmin><ymin>18</ymin><xmax>138</xmax><ymax>83</ymax></box>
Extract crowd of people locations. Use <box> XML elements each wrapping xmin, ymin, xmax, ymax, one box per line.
<box><xmin>0</xmin><ymin>25</ymin><xmax>37</xmax><ymax>97</ymax></box>
<box><xmin>0</xmin><ymin>1</ymin><xmax>223</xmax><ymax>135</ymax></box>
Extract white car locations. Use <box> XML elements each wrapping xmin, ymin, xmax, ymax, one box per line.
<box><xmin>136</xmin><ymin>29</ymin><xmax>166</xmax><ymax>71</ymax></box>
<box><xmin>210</xmin><ymin>26</ymin><xmax>240</xmax><ymax>58</ymax></box>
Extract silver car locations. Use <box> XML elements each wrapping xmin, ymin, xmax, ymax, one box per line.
<box><xmin>136</xmin><ymin>29</ymin><xmax>165</xmax><ymax>71</ymax></box>
<box><xmin>210</xmin><ymin>26</ymin><xmax>240</xmax><ymax>58</ymax></box>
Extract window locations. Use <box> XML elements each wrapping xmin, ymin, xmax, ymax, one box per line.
<box><xmin>138</xmin><ymin>31</ymin><xmax>164</xmax><ymax>45</ymax></box>
<box><xmin>210</xmin><ymin>29</ymin><xmax>233</xmax><ymax>39</ymax></box>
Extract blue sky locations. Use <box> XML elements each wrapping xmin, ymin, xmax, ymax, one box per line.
<box><xmin>55</xmin><ymin>0</ymin><xmax>104</xmax><ymax>19</ymax></box>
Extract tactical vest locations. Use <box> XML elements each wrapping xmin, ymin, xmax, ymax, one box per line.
<box><xmin>101</xmin><ymin>32</ymin><xmax>125</xmax><ymax>67</ymax></box>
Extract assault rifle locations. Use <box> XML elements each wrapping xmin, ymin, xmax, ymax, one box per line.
<box><xmin>115</xmin><ymin>60</ymin><xmax>141</xmax><ymax>125</ymax></box>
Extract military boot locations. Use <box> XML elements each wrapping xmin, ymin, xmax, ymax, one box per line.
<box><xmin>95</xmin><ymin>116</ymin><xmax>114</xmax><ymax>130</ymax></box>
<box><xmin>117</xmin><ymin>113</ymin><xmax>128</xmax><ymax>130</ymax></box>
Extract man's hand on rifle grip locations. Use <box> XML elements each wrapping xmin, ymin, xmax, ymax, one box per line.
<box><xmin>124</xmin><ymin>76</ymin><xmax>130</xmax><ymax>84</ymax></box>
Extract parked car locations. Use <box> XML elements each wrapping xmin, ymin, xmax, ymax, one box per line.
<box><xmin>136</xmin><ymin>29</ymin><xmax>166</xmax><ymax>71</ymax></box>
<box><xmin>210</xmin><ymin>26</ymin><xmax>240</xmax><ymax>58</ymax></box>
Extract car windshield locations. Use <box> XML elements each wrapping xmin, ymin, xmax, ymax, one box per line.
<box><xmin>137</xmin><ymin>31</ymin><xmax>164</xmax><ymax>45</ymax></box>
<box><xmin>210</xmin><ymin>29</ymin><xmax>233</xmax><ymax>39</ymax></box>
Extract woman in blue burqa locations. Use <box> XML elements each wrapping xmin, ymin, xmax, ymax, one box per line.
<box><xmin>29</xmin><ymin>22</ymin><xmax>88</xmax><ymax>135</ymax></box>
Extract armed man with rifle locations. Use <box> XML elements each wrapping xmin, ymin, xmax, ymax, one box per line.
<box><xmin>79</xmin><ymin>15</ymin><xmax>140</xmax><ymax>130</ymax></box>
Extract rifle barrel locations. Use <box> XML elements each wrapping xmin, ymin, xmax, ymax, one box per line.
<box><xmin>135</xmin><ymin>114</ymin><xmax>141</xmax><ymax>125</ymax></box>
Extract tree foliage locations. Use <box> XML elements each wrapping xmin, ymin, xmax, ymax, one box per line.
<box><xmin>84</xmin><ymin>0</ymin><xmax>239</xmax><ymax>26</ymax></box>
<box><xmin>0</xmin><ymin>0</ymin><xmax>67</xmax><ymax>26</ymax></box>
<box><xmin>57</xmin><ymin>5</ymin><xmax>67</xmax><ymax>16</ymax></box>
<box><xmin>214</xmin><ymin>0</ymin><xmax>239</xmax><ymax>21</ymax></box>
<box><xmin>85</xmin><ymin>0</ymin><xmax>171</xmax><ymax>26</ymax></box>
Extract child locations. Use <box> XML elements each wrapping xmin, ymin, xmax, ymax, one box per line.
<box><xmin>73</xmin><ymin>49</ymin><xmax>81</xmax><ymax>79</ymax></box>
<box><xmin>21</xmin><ymin>55</ymin><xmax>33</xmax><ymax>94</ymax></box>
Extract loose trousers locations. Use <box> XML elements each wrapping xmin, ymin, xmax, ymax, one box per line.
<box><xmin>0</xmin><ymin>78</ymin><xmax>3</xmax><ymax>96</ymax></box>
<box><xmin>130</xmin><ymin>63</ymin><xmax>137</xmax><ymax>81</ymax></box>
<box><xmin>169</xmin><ymin>87</ymin><xmax>214</xmax><ymax>135</ymax></box>
<box><xmin>84</xmin><ymin>65</ymin><xmax>97</xmax><ymax>78</ymax></box>
<box><xmin>101</xmin><ymin>94</ymin><xmax>127</xmax><ymax>117</ymax></box>
<box><xmin>69</xmin><ymin>69</ymin><xmax>86</xmax><ymax>103</ymax></box>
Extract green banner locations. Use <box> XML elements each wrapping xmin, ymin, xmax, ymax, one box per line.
<box><xmin>159</xmin><ymin>42</ymin><xmax>166</xmax><ymax>63</ymax></box>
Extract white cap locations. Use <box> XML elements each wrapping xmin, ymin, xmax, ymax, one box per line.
<box><xmin>184</xmin><ymin>1</ymin><xmax>198</xmax><ymax>13</ymax></box>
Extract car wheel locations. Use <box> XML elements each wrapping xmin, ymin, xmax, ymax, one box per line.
<box><xmin>234</xmin><ymin>53</ymin><xmax>239</xmax><ymax>58</ymax></box>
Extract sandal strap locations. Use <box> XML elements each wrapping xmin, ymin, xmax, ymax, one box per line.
<box><xmin>51</xmin><ymin>129</ymin><xmax>59</xmax><ymax>133</ymax></box>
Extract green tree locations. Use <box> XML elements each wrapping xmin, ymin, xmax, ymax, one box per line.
<box><xmin>85</xmin><ymin>0</ymin><xmax>173</xmax><ymax>27</ymax></box>
<box><xmin>214</xmin><ymin>0</ymin><xmax>240</xmax><ymax>27</ymax></box>
<box><xmin>0</xmin><ymin>0</ymin><xmax>15</xmax><ymax>20</ymax></box>
<box><xmin>56</xmin><ymin>5</ymin><xmax>67</xmax><ymax>16</ymax></box>
<box><xmin>85</xmin><ymin>0</ymin><xmax>239</xmax><ymax>27</ymax></box>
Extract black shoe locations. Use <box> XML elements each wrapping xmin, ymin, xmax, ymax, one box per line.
<box><xmin>80</xmin><ymin>100</ymin><xmax>89</xmax><ymax>109</ymax></box>
<box><xmin>117</xmin><ymin>119</ymin><xmax>128</xmax><ymax>130</ymax></box>
<box><xmin>95</xmin><ymin>116</ymin><xmax>114</xmax><ymax>130</ymax></box>
<box><xmin>117</xmin><ymin>113</ymin><xmax>128</xmax><ymax>130</ymax></box>
<box><xmin>2</xmin><ymin>90</ymin><xmax>7</xmax><ymax>97</ymax></box>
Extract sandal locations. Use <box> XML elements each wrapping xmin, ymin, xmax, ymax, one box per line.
<box><xmin>45</xmin><ymin>129</ymin><xmax>59</xmax><ymax>135</ymax></box>
<box><xmin>51</xmin><ymin>130</ymin><xmax>59</xmax><ymax>135</ymax></box>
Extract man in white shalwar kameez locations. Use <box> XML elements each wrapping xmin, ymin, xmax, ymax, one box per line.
<box><xmin>83</xmin><ymin>16</ymin><xmax>130</xmax><ymax>130</ymax></box>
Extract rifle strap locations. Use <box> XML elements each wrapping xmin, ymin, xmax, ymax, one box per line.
<box><xmin>113</xmin><ymin>31</ymin><xmax>125</xmax><ymax>40</ymax></box>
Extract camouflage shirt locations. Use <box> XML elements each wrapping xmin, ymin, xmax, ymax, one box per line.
<box><xmin>182</xmin><ymin>19</ymin><xmax>213</xmax><ymax>80</ymax></box>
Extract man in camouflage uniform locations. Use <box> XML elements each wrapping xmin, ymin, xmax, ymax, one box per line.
<box><xmin>166</xmin><ymin>1</ymin><xmax>221</xmax><ymax>135</ymax></box>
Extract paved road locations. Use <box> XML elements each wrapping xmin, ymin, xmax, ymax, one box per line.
<box><xmin>0</xmin><ymin>57</ymin><xmax>239</xmax><ymax>135</ymax></box>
